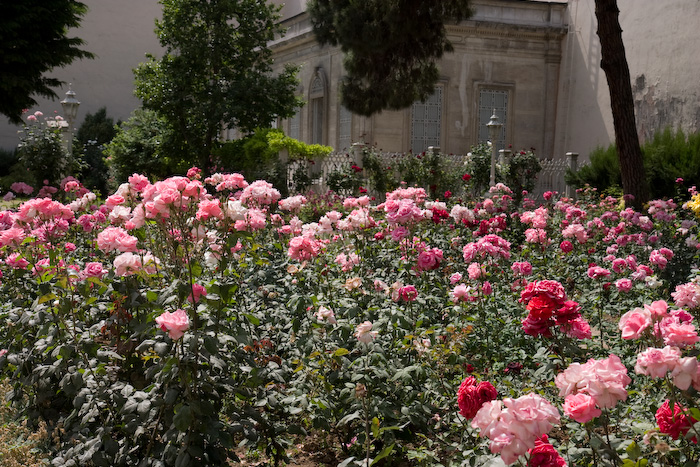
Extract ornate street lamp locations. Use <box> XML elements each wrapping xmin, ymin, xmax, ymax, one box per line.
<box><xmin>486</xmin><ymin>110</ymin><xmax>503</xmax><ymax>187</ymax></box>
<box><xmin>60</xmin><ymin>85</ymin><xmax>80</xmax><ymax>154</ymax></box>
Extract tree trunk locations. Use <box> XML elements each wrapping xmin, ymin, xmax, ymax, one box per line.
<box><xmin>594</xmin><ymin>0</ymin><xmax>648</xmax><ymax>209</ymax></box>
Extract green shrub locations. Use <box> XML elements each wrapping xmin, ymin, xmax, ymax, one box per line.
<box><xmin>16</xmin><ymin>113</ymin><xmax>82</xmax><ymax>189</ymax></box>
<box><xmin>567</xmin><ymin>128</ymin><xmax>700</xmax><ymax>200</ymax></box>
<box><xmin>104</xmin><ymin>108</ymin><xmax>183</xmax><ymax>185</ymax></box>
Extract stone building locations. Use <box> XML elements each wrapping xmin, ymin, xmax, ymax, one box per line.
<box><xmin>267</xmin><ymin>0</ymin><xmax>568</xmax><ymax>157</ymax></box>
<box><xmin>1</xmin><ymin>0</ymin><xmax>699</xmax><ymax>164</ymax></box>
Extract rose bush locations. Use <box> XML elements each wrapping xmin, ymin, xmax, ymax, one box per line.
<box><xmin>0</xmin><ymin>172</ymin><xmax>700</xmax><ymax>466</ymax></box>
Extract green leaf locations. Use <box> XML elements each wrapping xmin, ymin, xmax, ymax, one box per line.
<box><xmin>204</xmin><ymin>336</ymin><xmax>218</xmax><ymax>355</ymax></box>
<box><xmin>338</xmin><ymin>411</ymin><xmax>361</xmax><ymax>426</ymax></box>
<box><xmin>333</xmin><ymin>348</ymin><xmax>350</xmax><ymax>357</ymax></box>
<box><xmin>626</xmin><ymin>441</ymin><xmax>641</xmax><ymax>460</ymax></box>
<box><xmin>372</xmin><ymin>417</ymin><xmax>380</xmax><ymax>438</ymax></box>
<box><xmin>173</xmin><ymin>405</ymin><xmax>193</xmax><ymax>432</ymax></box>
<box><xmin>244</xmin><ymin>313</ymin><xmax>260</xmax><ymax>326</ymax></box>
<box><xmin>370</xmin><ymin>444</ymin><xmax>395</xmax><ymax>466</ymax></box>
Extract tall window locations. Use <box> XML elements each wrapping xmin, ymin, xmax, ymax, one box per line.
<box><xmin>411</xmin><ymin>87</ymin><xmax>442</xmax><ymax>153</ymax></box>
<box><xmin>338</xmin><ymin>104</ymin><xmax>352</xmax><ymax>151</ymax></box>
<box><xmin>310</xmin><ymin>71</ymin><xmax>326</xmax><ymax>144</ymax></box>
<box><xmin>289</xmin><ymin>111</ymin><xmax>300</xmax><ymax>140</ymax></box>
<box><xmin>478</xmin><ymin>89</ymin><xmax>508</xmax><ymax>149</ymax></box>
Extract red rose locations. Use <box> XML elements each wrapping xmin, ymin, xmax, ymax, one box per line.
<box><xmin>656</xmin><ymin>400</ymin><xmax>697</xmax><ymax>442</ymax></box>
<box><xmin>527</xmin><ymin>435</ymin><xmax>567</xmax><ymax>466</ymax></box>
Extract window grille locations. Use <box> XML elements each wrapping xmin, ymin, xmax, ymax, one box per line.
<box><xmin>289</xmin><ymin>111</ymin><xmax>300</xmax><ymax>140</ymax></box>
<box><xmin>411</xmin><ymin>87</ymin><xmax>442</xmax><ymax>154</ymax></box>
<box><xmin>338</xmin><ymin>104</ymin><xmax>352</xmax><ymax>151</ymax></box>
<box><xmin>478</xmin><ymin>89</ymin><xmax>508</xmax><ymax>149</ymax></box>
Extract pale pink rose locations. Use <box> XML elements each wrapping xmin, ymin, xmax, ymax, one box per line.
<box><xmin>105</xmin><ymin>194</ymin><xmax>125</xmax><ymax>207</ymax></box>
<box><xmin>0</xmin><ymin>227</ymin><xmax>26</xmax><ymax>248</ymax></box>
<box><xmin>450</xmin><ymin>284</ymin><xmax>471</xmax><ymax>303</ymax></box>
<box><xmin>671</xmin><ymin>356</ymin><xmax>698</xmax><ymax>390</ymax></box>
<box><xmin>450</xmin><ymin>272</ymin><xmax>463</xmax><ymax>284</ymax></box>
<box><xmin>672</xmin><ymin>283</ymin><xmax>700</xmax><ymax>309</ymax></box>
<box><xmin>97</xmin><ymin>226</ymin><xmax>138</xmax><ymax>253</ymax></box>
<box><xmin>113</xmin><ymin>252</ymin><xmax>142</xmax><ymax>276</ymax></box>
<box><xmin>315</xmin><ymin>306</ymin><xmax>337</xmax><ymax>324</ymax></box>
<box><xmin>659</xmin><ymin>317</ymin><xmax>699</xmax><ymax>347</ymax></box>
<box><xmin>5</xmin><ymin>253</ymin><xmax>29</xmax><ymax>269</ymax></box>
<box><xmin>155</xmin><ymin>309</ymin><xmax>190</xmax><ymax>340</ymax></box>
<box><xmin>564</xmin><ymin>393</ymin><xmax>601</xmax><ymax>423</ymax></box>
<box><xmin>635</xmin><ymin>346</ymin><xmax>682</xmax><ymax>378</ymax></box>
<box><xmin>287</xmin><ymin>235</ymin><xmax>322</xmax><ymax>261</ymax></box>
<box><xmin>354</xmin><ymin>321</ymin><xmax>378</xmax><ymax>343</ymax></box>
<box><xmin>618</xmin><ymin>307</ymin><xmax>652</xmax><ymax>339</ymax></box>
<box><xmin>467</xmin><ymin>262</ymin><xmax>484</xmax><ymax>279</ymax></box>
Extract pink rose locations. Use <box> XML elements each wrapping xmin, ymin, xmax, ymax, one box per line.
<box><xmin>635</xmin><ymin>346</ymin><xmax>682</xmax><ymax>379</ymax></box>
<box><xmin>618</xmin><ymin>308</ymin><xmax>652</xmax><ymax>340</ymax></box>
<box><xmin>82</xmin><ymin>262</ymin><xmax>107</xmax><ymax>279</ymax></box>
<box><xmin>155</xmin><ymin>309</ymin><xmax>190</xmax><ymax>340</ymax></box>
<box><xmin>564</xmin><ymin>393</ymin><xmax>601</xmax><ymax>423</ymax></box>
<box><xmin>187</xmin><ymin>283</ymin><xmax>207</xmax><ymax>303</ymax></box>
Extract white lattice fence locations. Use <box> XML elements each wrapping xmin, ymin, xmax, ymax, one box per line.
<box><xmin>286</xmin><ymin>150</ymin><xmax>576</xmax><ymax>200</ymax></box>
<box><xmin>533</xmin><ymin>158</ymin><xmax>570</xmax><ymax>200</ymax></box>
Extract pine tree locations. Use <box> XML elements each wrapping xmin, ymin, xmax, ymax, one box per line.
<box><xmin>0</xmin><ymin>0</ymin><xmax>93</xmax><ymax>124</ymax></box>
<box><xmin>308</xmin><ymin>0</ymin><xmax>472</xmax><ymax>116</ymax></box>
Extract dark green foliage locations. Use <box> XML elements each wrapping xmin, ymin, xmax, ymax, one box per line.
<box><xmin>565</xmin><ymin>144</ymin><xmax>621</xmax><ymax>193</ymax></box>
<box><xmin>104</xmin><ymin>108</ymin><xmax>183</xmax><ymax>184</ymax></box>
<box><xmin>567</xmin><ymin>128</ymin><xmax>700</xmax><ymax>200</ymax></box>
<box><xmin>0</xmin><ymin>148</ymin><xmax>18</xmax><ymax>177</ymax></box>
<box><xmin>212</xmin><ymin>129</ymin><xmax>288</xmax><ymax>195</ymax></box>
<box><xmin>308</xmin><ymin>0</ymin><xmax>472</xmax><ymax>116</ymax></box>
<box><xmin>75</xmin><ymin>107</ymin><xmax>118</xmax><ymax>196</ymax></box>
<box><xmin>503</xmin><ymin>150</ymin><xmax>542</xmax><ymax>204</ymax></box>
<box><xmin>0</xmin><ymin>0</ymin><xmax>94</xmax><ymax>123</ymax></box>
<box><xmin>134</xmin><ymin>0</ymin><xmax>302</xmax><ymax>172</ymax></box>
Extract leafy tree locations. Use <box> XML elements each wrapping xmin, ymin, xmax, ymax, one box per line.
<box><xmin>0</xmin><ymin>0</ymin><xmax>93</xmax><ymax>124</ymax></box>
<box><xmin>595</xmin><ymin>0</ymin><xmax>648</xmax><ymax>208</ymax></box>
<box><xmin>308</xmin><ymin>0</ymin><xmax>472</xmax><ymax>116</ymax></box>
<box><xmin>75</xmin><ymin>107</ymin><xmax>118</xmax><ymax>196</ymax></box>
<box><xmin>104</xmin><ymin>108</ymin><xmax>182</xmax><ymax>184</ymax></box>
<box><xmin>134</xmin><ymin>0</ymin><xmax>302</xmax><ymax>172</ymax></box>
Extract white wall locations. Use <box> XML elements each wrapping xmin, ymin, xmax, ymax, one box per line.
<box><xmin>555</xmin><ymin>0</ymin><xmax>700</xmax><ymax>161</ymax></box>
<box><xmin>0</xmin><ymin>0</ymin><xmax>162</xmax><ymax>150</ymax></box>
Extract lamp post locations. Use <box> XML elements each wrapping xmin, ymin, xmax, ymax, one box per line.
<box><xmin>60</xmin><ymin>85</ymin><xmax>80</xmax><ymax>154</ymax></box>
<box><xmin>486</xmin><ymin>110</ymin><xmax>502</xmax><ymax>187</ymax></box>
